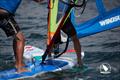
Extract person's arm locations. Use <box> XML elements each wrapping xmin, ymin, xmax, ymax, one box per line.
<box><xmin>33</xmin><ymin>0</ymin><xmax>44</xmax><ymax>2</ymax></box>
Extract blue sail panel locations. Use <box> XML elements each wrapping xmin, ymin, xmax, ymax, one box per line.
<box><xmin>71</xmin><ymin>0</ymin><xmax>120</xmax><ymax>38</ymax></box>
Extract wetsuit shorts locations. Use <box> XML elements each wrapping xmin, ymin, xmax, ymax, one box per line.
<box><xmin>54</xmin><ymin>17</ymin><xmax>77</xmax><ymax>44</ymax></box>
<box><xmin>0</xmin><ymin>13</ymin><xmax>20</xmax><ymax>37</ymax></box>
<box><xmin>61</xmin><ymin>17</ymin><xmax>76</xmax><ymax>37</ymax></box>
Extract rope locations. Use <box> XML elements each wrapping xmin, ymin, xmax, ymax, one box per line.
<box><xmin>54</xmin><ymin>35</ymin><xmax>70</xmax><ymax>58</ymax></box>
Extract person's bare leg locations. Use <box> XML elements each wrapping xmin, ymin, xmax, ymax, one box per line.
<box><xmin>71</xmin><ymin>35</ymin><xmax>83</xmax><ymax>66</ymax></box>
<box><xmin>13</xmin><ymin>32</ymin><xmax>27</xmax><ymax>73</ymax></box>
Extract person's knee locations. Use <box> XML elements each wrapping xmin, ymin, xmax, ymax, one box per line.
<box><xmin>14</xmin><ymin>32</ymin><xmax>25</xmax><ymax>42</ymax></box>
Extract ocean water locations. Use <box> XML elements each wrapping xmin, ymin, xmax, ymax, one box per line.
<box><xmin>0</xmin><ymin>0</ymin><xmax>120</xmax><ymax>80</ymax></box>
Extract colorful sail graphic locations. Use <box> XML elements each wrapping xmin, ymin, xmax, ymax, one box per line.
<box><xmin>47</xmin><ymin>0</ymin><xmax>70</xmax><ymax>45</ymax></box>
<box><xmin>47</xmin><ymin>0</ymin><xmax>58</xmax><ymax>45</ymax></box>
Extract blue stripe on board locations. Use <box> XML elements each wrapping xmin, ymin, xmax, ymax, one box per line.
<box><xmin>0</xmin><ymin>60</ymin><xmax>68</xmax><ymax>79</ymax></box>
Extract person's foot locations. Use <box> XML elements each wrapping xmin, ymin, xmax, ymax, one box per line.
<box><xmin>15</xmin><ymin>64</ymin><xmax>29</xmax><ymax>73</ymax></box>
<box><xmin>16</xmin><ymin>67</ymin><xmax>28</xmax><ymax>73</ymax></box>
<box><xmin>68</xmin><ymin>64</ymin><xmax>86</xmax><ymax>73</ymax></box>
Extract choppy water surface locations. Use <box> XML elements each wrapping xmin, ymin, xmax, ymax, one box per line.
<box><xmin>0</xmin><ymin>0</ymin><xmax>120</xmax><ymax>80</ymax></box>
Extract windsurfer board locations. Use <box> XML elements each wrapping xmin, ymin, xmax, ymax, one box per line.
<box><xmin>0</xmin><ymin>45</ymin><xmax>84</xmax><ymax>80</ymax></box>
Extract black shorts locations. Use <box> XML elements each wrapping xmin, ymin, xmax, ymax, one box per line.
<box><xmin>54</xmin><ymin>17</ymin><xmax>76</xmax><ymax>44</ymax></box>
<box><xmin>61</xmin><ymin>17</ymin><xmax>76</xmax><ymax>37</ymax></box>
<box><xmin>0</xmin><ymin>13</ymin><xmax>20</xmax><ymax>37</ymax></box>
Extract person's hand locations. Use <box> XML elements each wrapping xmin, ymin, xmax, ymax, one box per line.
<box><xmin>33</xmin><ymin>0</ymin><xmax>44</xmax><ymax>2</ymax></box>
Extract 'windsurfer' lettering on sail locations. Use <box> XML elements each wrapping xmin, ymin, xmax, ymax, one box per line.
<box><xmin>99</xmin><ymin>15</ymin><xmax>120</xmax><ymax>26</ymax></box>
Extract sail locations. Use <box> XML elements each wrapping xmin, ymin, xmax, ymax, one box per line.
<box><xmin>47</xmin><ymin>0</ymin><xmax>70</xmax><ymax>45</ymax></box>
<box><xmin>47</xmin><ymin>0</ymin><xmax>58</xmax><ymax>45</ymax></box>
<box><xmin>47</xmin><ymin>0</ymin><xmax>64</xmax><ymax>44</ymax></box>
<box><xmin>71</xmin><ymin>0</ymin><xmax>120</xmax><ymax>38</ymax></box>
